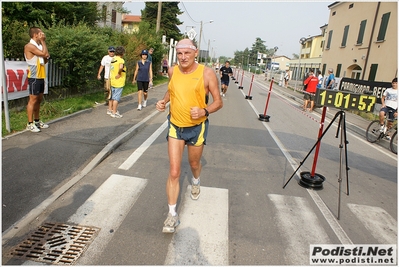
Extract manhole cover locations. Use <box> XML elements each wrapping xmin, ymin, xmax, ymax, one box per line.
<box><xmin>9</xmin><ymin>222</ymin><xmax>100</xmax><ymax>265</ymax></box>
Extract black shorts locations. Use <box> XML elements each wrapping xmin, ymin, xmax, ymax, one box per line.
<box><xmin>137</xmin><ymin>81</ymin><xmax>149</xmax><ymax>92</ymax></box>
<box><xmin>28</xmin><ymin>78</ymin><xmax>45</xmax><ymax>95</ymax></box>
<box><xmin>303</xmin><ymin>92</ymin><xmax>315</xmax><ymax>101</ymax></box>
<box><xmin>381</xmin><ymin>106</ymin><xmax>397</xmax><ymax>121</ymax></box>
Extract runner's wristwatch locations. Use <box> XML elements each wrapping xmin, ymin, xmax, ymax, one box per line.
<box><xmin>203</xmin><ymin>108</ymin><xmax>209</xmax><ymax>117</ymax></box>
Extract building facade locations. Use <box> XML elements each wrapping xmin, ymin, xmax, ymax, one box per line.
<box><xmin>289</xmin><ymin>25</ymin><xmax>326</xmax><ymax>81</ymax></box>
<box><xmin>122</xmin><ymin>15</ymin><xmax>141</xmax><ymax>34</ymax></box>
<box><xmin>97</xmin><ymin>2</ymin><xmax>124</xmax><ymax>32</ymax></box>
<box><xmin>322</xmin><ymin>2</ymin><xmax>397</xmax><ymax>82</ymax></box>
<box><xmin>290</xmin><ymin>2</ymin><xmax>397</xmax><ymax>84</ymax></box>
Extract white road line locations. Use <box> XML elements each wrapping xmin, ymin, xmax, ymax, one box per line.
<box><xmin>68</xmin><ymin>174</ymin><xmax>147</xmax><ymax>265</ymax></box>
<box><xmin>348</xmin><ymin>203</ymin><xmax>397</xmax><ymax>244</ymax></box>
<box><xmin>268</xmin><ymin>194</ymin><xmax>331</xmax><ymax>265</ymax></box>
<box><xmin>119</xmin><ymin>120</ymin><xmax>168</xmax><ymax>170</ymax></box>
<box><xmin>164</xmin><ymin>186</ymin><xmax>229</xmax><ymax>265</ymax></box>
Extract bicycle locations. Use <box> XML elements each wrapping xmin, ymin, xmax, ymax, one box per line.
<box><xmin>366</xmin><ymin>110</ymin><xmax>397</xmax><ymax>154</ymax></box>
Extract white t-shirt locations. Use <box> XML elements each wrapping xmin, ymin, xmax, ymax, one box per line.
<box><xmin>101</xmin><ymin>55</ymin><xmax>114</xmax><ymax>79</ymax></box>
<box><xmin>383</xmin><ymin>88</ymin><xmax>398</xmax><ymax>109</ymax></box>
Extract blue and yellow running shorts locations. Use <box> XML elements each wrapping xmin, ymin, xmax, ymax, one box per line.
<box><xmin>167</xmin><ymin>116</ymin><xmax>209</xmax><ymax>146</ymax></box>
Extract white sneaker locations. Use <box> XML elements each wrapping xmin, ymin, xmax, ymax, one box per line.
<box><xmin>26</xmin><ymin>123</ymin><xmax>40</xmax><ymax>132</ymax></box>
<box><xmin>35</xmin><ymin>120</ymin><xmax>49</xmax><ymax>129</ymax></box>
<box><xmin>137</xmin><ymin>104</ymin><xmax>142</xmax><ymax>111</ymax></box>
<box><xmin>111</xmin><ymin>111</ymin><xmax>123</xmax><ymax>118</ymax></box>
<box><xmin>142</xmin><ymin>100</ymin><xmax>147</xmax><ymax>107</ymax></box>
<box><xmin>107</xmin><ymin>109</ymin><xmax>112</xmax><ymax>115</ymax></box>
<box><xmin>222</xmin><ymin>94</ymin><xmax>226</xmax><ymax>97</ymax></box>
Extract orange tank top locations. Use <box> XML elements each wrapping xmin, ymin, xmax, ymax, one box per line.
<box><xmin>168</xmin><ymin>64</ymin><xmax>207</xmax><ymax>127</ymax></box>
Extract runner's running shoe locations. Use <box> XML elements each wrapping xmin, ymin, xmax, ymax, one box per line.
<box><xmin>163</xmin><ymin>213</ymin><xmax>180</xmax><ymax>233</ymax></box>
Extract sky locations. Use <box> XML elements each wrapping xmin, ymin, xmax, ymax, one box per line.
<box><xmin>123</xmin><ymin>1</ymin><xmax>332</xmax><ymax>59</ymax></box>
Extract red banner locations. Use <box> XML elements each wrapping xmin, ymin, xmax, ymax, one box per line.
<box><xmin>3</xmin><ymin>61</ymin><xmax>48</xmax><ymax>101</ymax></box>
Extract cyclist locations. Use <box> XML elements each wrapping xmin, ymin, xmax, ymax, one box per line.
<box><xmin>379</xmin><ymin>77</ymin><xmax>397</xmax><ymax>139</ymax></box>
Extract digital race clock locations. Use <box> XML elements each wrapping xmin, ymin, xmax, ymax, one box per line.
<box><xmin>315</xmin><ymin>89</ymin><xmax>377</xmax><ymax>112</ymax></box>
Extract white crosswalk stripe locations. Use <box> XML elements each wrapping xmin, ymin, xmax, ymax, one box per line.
<box><xmin>164</xmin><ymin>185</ymin><xmax>229</xmax><ymax>265</ymax></box>
<box><xmin>268</xmin><ymin>194</ymin><xmax>331</xmax><ymax>265</ymax></box>
<box><xmin>68</xmin><ymin>174</ymin><xmax>147</xmax><ymax>265</ymax></box>
<box><xmin>348</xmin><ymin>203</ymin><xmax>397</xmax><ymax>244</ymax></box>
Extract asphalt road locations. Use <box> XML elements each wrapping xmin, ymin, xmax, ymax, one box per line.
<box><xmin>2</xmin><ymin>72</ymin><xmax>397</xmax><ymax>265</ymax></box>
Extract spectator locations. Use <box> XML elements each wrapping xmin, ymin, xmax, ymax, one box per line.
<box><xmin>97</xmin><ymin>46</ymin><xmax>115</xmax><ymax>111</ymax></box>
<box><xmin>284</xmin><ymin>70</ymin><xmax>290</xmax><ymax>87</ymax></box>
<box><xmin>148</xmin><ymin>47</ymin><xmax>154</xmax><ymax>62</ymax></box>
<box><xmin>24</xmin><ymin>26</ymin><xmax>50</xmax><ymax>132</ymax></box>
<box><xmin>133</xmin><ymin>49</ymin><xmax>153</xmax><ymax>111</ymax></box>
<box><xmin>316</xmin><ymin>70</ymin><xmax>323</xmax><ymax>89</ymax></box>
<box><xmin>303</xmin><ymin>69</ymin><xmax>318</xmax><ymax>112</ymax></box>
<box><xmin>109</xmin><ymin>46</ymin><xmax>126</xmax><ymax>118</ymax></box>
<box><xmin>162</xmin><ymin>56</ymin><xmax>169</xmax><ymax>75</ymax></box>
<box><xmin>326</xmin><ymin>68</ymin><xmax>335</xmax><ymax>89</ymax></box>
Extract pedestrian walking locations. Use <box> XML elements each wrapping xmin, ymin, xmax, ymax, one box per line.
<box><xmin>219</xmin><ymin>61</ymin><xmax>233</xmax><ymax>97</ymax></box>
<box><xmin>155</xmin><ymin>38</ymin><xmax>223</xmax><ymax>233</ymax></box>
<box><xmin>109</xmin><ymin>46</ymin><xmax>126</xmax><ymax>118</ymax></box>
<box><xmin>97</xmin><ymin>46</ymin><xmax>115</xmax><ymax>111</ymax></box>
<box><xmin>132</xmin><ymin>49</ymin><xmax>153</xmax><ymax>110</ymax></box>
<box><xmin>24</xmin><ymin>26</ymin><xmax>50</xmax><ymax>132</ymax></box>
<box><xmin>303</xmin><ymin>69</ymin><xmax>318</xmax><ymax>112</ymax></box>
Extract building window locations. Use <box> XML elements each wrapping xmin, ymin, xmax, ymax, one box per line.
<box><xmin>377</xmin><ymin>12</ymin><xmax>390</xmax><ymax>41</ymax></box>
<box><xmin>102</xmin><ymin>5</ymin><xmax>107</xmax><ymax>23</ymax></box>
<box><xmin>349</xmin><ymin>3</ymin><xmax>354</xmax><ymax>9</ymax></box>
<box><xmin>341</xmin><ymin>25</ymin><xmax>349</xmax><ymax>47</ymax></box>
<box><xmin>356</xmin><ymin>20</ymin><xmax>367</xmax><ymax>45</ymax></box>
<box><xmin>336</xmin><ymin>64</ymin><xmax>342</xmax><ymax>77</ymax></box>
<box><xmin>332</xmin><ymin>11</ymin><xmax>336</xmax><ymax>16</ymax></box>
<box><xmin>322</xmin><ymin>64</ymin><xmax>326</xmax><ymax>75</ymax></box>
<box><xmin>326</xmin><ymin>30</ymin><xmax>333</xmax><ymax>49</ymax></box>
<box><xmin>368</xmin><ymin>64</ymin><xmax>378</xmax><ymax>81</ymax></box>
<box><xmin>112</xmin><ymin>9</ymin><xmax>117</xmax><ymax>24</ymax></box>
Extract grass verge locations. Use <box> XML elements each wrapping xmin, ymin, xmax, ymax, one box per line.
<box><xmin>2</xmin><ymin>76</ymin><xmax>169</xmax><ymax>137</ymax></box>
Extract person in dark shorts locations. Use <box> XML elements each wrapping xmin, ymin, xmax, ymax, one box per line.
<box><xmin>379</xmin><ymin>77</ymin><xmax>398</xmax><ymax>138</ymax></box>
<box><xmin>133</xmin><ymin>49</ymin><xmax>153</xmax><ymax>110</ymax></box>
<box><xmin>24</xmin><ymin>26</ymin><xmax>50</xmax><ymax>132</ymax></box>
<box><xmin>219</xmin><ymin>61</ymin><xmax>233</xmax><ymax>97</ymax></box>
<box><xmin>156</xmin><ymin>39</ymin><xmax>223</xmax><ymax>233</ymax></box>
<box><xmin>303</xmin><ymin>69</ymin><xmax>318</xmax><ymax>112</ymax></box>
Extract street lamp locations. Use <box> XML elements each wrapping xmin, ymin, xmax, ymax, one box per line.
<box><xmin>294</xmin><ymin>37</ymin><xmax>306</xmax><ymax>91</ymax></box>
<box><xmin>198</xmin><ymin>20</ymin><xmax>213</xmax><ymax>62</ymax></box>
<box><xmin>270</xmin><ymin>46</ymin><xmax>278</xmax><ymax>79</ymax></box>
<box><xmin>206</xmin><ymin>39</ymin><xmax>215</xmax><ymax>66</ymax></box>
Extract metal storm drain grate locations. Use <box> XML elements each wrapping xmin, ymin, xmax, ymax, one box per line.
<box><xmin>9</xmin><ymin>222</ymin><xmax>100</xmax><ymax>265</ymax></box>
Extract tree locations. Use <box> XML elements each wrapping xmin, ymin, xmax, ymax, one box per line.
<box><xmin>140</xmin><ymin>2</ymin><xmax>183</xmax><ymax>42</ymax></box>
<box><xmin>2</xmin><ymin>2</ymin><xmax>100</xmax><ymax>27</ymax></box>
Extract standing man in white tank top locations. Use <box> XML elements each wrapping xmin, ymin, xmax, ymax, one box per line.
<box><xmin>24</xmin><ymin>26</ymin><xmax>50</xmax><ymax>132</ymax></box>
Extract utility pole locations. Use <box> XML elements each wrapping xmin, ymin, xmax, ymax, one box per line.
<box><xmin>156</xmin><ymin>1</ymin><xmax>162</xmax><ymax>33</ymax></box>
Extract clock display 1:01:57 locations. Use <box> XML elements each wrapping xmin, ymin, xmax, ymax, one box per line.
<box><xmin>315</xmin><ymin>89</ymin><xmax>377</xmax><ymax>112</ymax></box>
